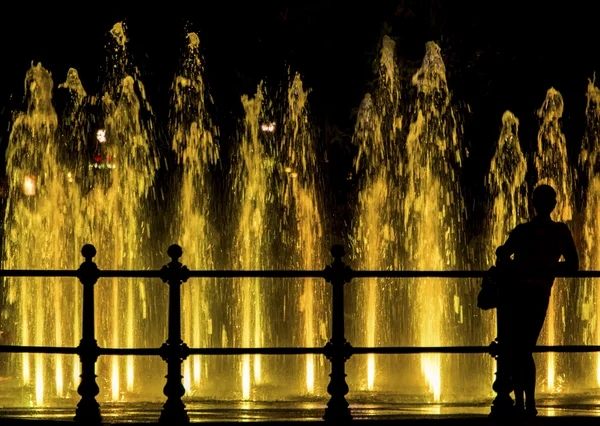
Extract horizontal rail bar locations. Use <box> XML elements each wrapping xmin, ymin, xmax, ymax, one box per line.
<box><xmin>352</xmin><ymin>346</ymin><xmax>490</xmax><ymax>354</ymax></box>
<box><xmin>187</xmin><ymin>270</ymin><xmax>326</xmax><ymax>278</ymax></box>
<box><xmin>4</xmin><ymin>345</ymin><xmax>600</xmax><ymax>356</ymax></box>
<box><xmin>0</xmin><ymin>345</ymin><xmax>77</xmax><ymax>354</ymax></box>
<box><xmin>352</xmin><ymin>271</ymin><xmax>600</xmax><ymax>278</ymax></box>
<box><xmin>1</xmin><ymin>269</ymin><xmax>600</xmax><ymax>279</ymax></box>
<box><xmin>187</xmin><ymin>347</ymin><xmax>325</xmax><ymax>355</ymax></box>
<box><xmin>353</xmin><ymin>345</ymin><xmax>600</xmax><ymax>354</ymax></box>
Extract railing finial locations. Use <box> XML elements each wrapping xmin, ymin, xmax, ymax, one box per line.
<box><xmin>167</xmin><ymin>244</ymin><xmax>183</xmax><ymax>262</ymax></box>
<box><xmin>331</xmin><ymin>244</ymin><xmax>345</xmax><ymax>261</ymax></box>
<box><xmin>81</xmin><ymin>244</ymin><xmax>96</xmax><ymax>262</ymax></box>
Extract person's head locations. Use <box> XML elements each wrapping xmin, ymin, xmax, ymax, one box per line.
<box><xmin>532</xmin><ymin>184</ymin><xmax>557</xmax><ymax>217</ymax></box>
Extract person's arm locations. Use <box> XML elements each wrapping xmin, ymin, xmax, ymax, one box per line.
<box><xmin>558</xmin><ymin>227</ymin><xmax>579</xmax><ymax>274</ymax></box>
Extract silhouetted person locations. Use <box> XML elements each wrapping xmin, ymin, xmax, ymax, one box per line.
<box><xmin>495</xmin><ymin>184</ymin><xmax>578</xmax><ymax>416</ymax></box>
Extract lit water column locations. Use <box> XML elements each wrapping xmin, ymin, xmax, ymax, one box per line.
<box><xmin>352</xmin><ymin>35</ymin><xmax>403</xmax><ymax>391</ymax></box>
<box><xmin>170</xmin><ymin>32</ymin><xmax>220</xmax><ymax>394</ymax></box>
<box><xmin>58</xmin><ymin>68</ymin><xmax>89</xmax><ymax>393</ymax></box>
<box><xmin>3</xmin><ymin>63</ymin><xmax>73</xmax><ymax>405</ymax></box>
<box><xmin>579</xmin><ymin>79</ymin><xmax>600</xmax><ymax>386</ymax></box>
<box><xmin>233</xmin><ymin>85</ymin><xmax>271</xmax><ymax>399</ymax></box>
<box><xmin>485</xmin><ymin>111</ymin><xmax>528</xmax><ymax>386</ymax></box>
<box><xmin>534</xmin><ymin>87</ymin><xmax>574</xmax><ymax>391</ymax></box>
<box><xmin>95</xmin><ymin>21</ymin><xmax>158</xmax><ymax>398</ymax></box>
<box><xmin>279</xmin><ymin>73</ymin><xmax>324</xmax><ymax>394</ymax></box>
<box><xmin>404</xmin><ymin>42</ymin><xmax>464</xmax><ymax>402</ymax></box>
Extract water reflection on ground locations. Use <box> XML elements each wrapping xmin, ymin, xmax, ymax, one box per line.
<box><xmin>1</xmin><ymin>397</ymin><xmax>600</xmax><ymax>423</ymax></box>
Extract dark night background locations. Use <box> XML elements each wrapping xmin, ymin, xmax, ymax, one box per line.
<box><xmin>1</xmin><ymin>1</ymin><xmax>599</xmax><ymax>239</ymax></box>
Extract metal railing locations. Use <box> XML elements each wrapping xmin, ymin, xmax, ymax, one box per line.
<box><xmin>0</xmin><ymin>243</ymin><xmax>599</xmax><ymax>424</ymax></box>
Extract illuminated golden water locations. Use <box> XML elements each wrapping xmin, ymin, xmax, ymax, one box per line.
<box><xmin>5</xmin><ymin>24</ymin><xmax>600</xmax><ymax>409</ymax></box>
<box><xmin>534</xmin><ymin>88</ymin><xmax>574</xmax><ymax>392</ymax></box>
<box><xmin>485</xmin><ymin>110</ymin><xmax>528</xmax><ymax>387</ymax></box>
<box><xmin>580</xmin><ymin>78</ymin><xmax>600</xmax><ymax>388</ymax></box>
<box><xmin>352</xmin><ymin>35</ymin><xmax>403</xmax><ymax>391</ymax></box>
<box><xmin>486</xmin><ymin>111</ymin><xmax>529</xmax><ymax>263</ymax></box>
<box><xmin>3</xmin><ymin>63</ymin><xmax>82</xmax><ymax>405</ymax></box>
<box><xmin>278</xmin><ymin>73</ymin><xmax>326</xmax><ymax>394</ymax></box>
<box><xmin>403</xmin><ymin>42</ymin><xmax>464</xmax><ymax>402</ymax></box>
<box><xmin>3</xmin><ymin>22</ymin><xmax>159</xmax><ymax>404</ymax></box>
<box><xmin>231</xmin><ymin>73</ymin><xmax>326</xmax><ymax>398</ymax></box>
<box><xmin>232</xmin><ymin>84</ymin><xmax>270</xmax><ymax>399</ymax></box>
<box><xmin>170</xmin><ymin>32</ymin><xmax>219</xmax><ymax>395</ymax></box>
<box><xmin>352</xmin><ymin>40</ymin><xmax>465</xmax><ymax>400</ymax></box>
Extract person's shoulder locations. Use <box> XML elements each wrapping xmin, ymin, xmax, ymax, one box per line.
<box><xmin>510</xmin><ymin>222</ymin><xmax>530</xmax><ymax>234</ymax></box>
<box><xmin>552</xmin><ymin>221</ymin><xmax>574</xmax><ymax>235</ymax></box>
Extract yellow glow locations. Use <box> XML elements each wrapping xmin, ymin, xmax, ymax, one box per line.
<box><xmin>172</xmin><ymin>31</ymin><xmax>219</xmax><ymax>399</ymax></box>
<box><xmin>23</xmin><ymin>353</ymin><xmax>30</xmax><ymax>384</ymax></box>
<box><xmin>486</xmin><ymin>110</ymin><xmax>528</xmax><ymax>395</ymax></box>
<box><xmin>580</xmin><ymin>81</ymin><xmax>600</xmax><ymax>388</ymax></box>
<box><xmin>111</xmin><ymin>358</ymin><xmax>120</xmax><ymax>401</ymax></box>
<box><xmin>260</xmin><ymin>122</ymin><xmax>276</xmax><ymax>132</ymax></box>
<box><xmin>5</xmin><ymin>30</ymin><xmax>159</xmax><ymax>405</ymax></box>
<box><xmin>126</xmin><ymin>356</ymin><xmax>134</xmax><ymax>392</ymax></box>
<box><xmin>55</xmin><ymin>356</ymin><xmax>63</xmax><ymax>397</ymax></box>
<box><xmin>22</xmin><ymin>175</ymin><xmax>36</xmax><ymax>196</ymax></box>
<box><xmin>306</xmin><ymin>355</ymin><xmax>315</xmax><ymax>394</ymax></box>
<box><xmin>367</xmin><ymin>355</ymin><xmax>375</xmax><ymax>391</ymax></box>
<box><xmin>547</xmin><ymin>306</ymin><xmax>556</xmax><ymax>391</ymax></box>
<box><xmin>193</xmin><ymin>356</ymin><xmax>201</xmax><ymax>386</ymax></box>
<box><xmin>253</xmin><ymin>354</ymin><xmax>261</xmax><ymax>384</ymax></box>
<box><xmin>35</xmin><ymin>354</ymin><xmax>44</xmax><ymax>406</ymax></box>
<box><xmin>183</xmin><ymin>360</ymin><xmax>191</xmax><ymax>393</ymax></box>
<box><xmin>422</xmin><ymin>354</ymin><xmax>441</xmax><ymax>402</ymax></box>
<box><xmin>353</xmin><ymin>36</ymin><xmax>402</xmax><ymax>396</ymax></box>
<box><xmin>242</xmin><ymin>355</ymin><xmax>251</xmax><ymax>400</ymax></box>
<box><xmin>535</xmin><ymin>87</ymin><xmax>573</xmax><ymax>393</ymax></box>
<box><xmin>96</xmin><ymin>128</ymin><xmax>106</xmax><ymax>143</ymax></box>
<box><xmin>73</xmin><ymin>359</ymin><xmax>80</xmax><ymax>390</ymax></box>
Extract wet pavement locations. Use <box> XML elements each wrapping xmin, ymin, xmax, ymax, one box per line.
<box><xmin>1</xmin><ymin>399</ymin><xmax>600</xmax><ymax>424</ymax></box>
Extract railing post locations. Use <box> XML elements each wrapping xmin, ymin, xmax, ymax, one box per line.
<box><xmin>323</xmin><ymin>244</ymin><xmax>353</xmax><ymax>422</ymax></box>
<box><xmin>74</xmin><ymin>244</ymin><xmax>101</xmax><ymax>425</ymax></box>
<box><xmin>489</xmin><ymin>272</ymin><xmax>514</xmax><ymax>417</ymax></box>
<box><xmin>159</xmin><ymin>244</ymin><xmax>190</xmax><ymax>424</ymax></box>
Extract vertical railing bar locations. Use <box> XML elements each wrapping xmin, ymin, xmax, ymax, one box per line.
<box><xmin>489</xmin><ymin>268</ymin><xmax>513</xmax><ymax>417</ymax></box>
<box><xmin>323</xmin><ymin>245</ymin><xmax>353</xmax><ymax>421</ymax></box>
<box><xmin>74</xmin><ymin>244</ymin><xmax>101</xmax><ymax>424</ymax></box>
<box><xmin>158</xmin><ymin>244</ymin><xmax>190</xmax><ymax>424</ymax></box>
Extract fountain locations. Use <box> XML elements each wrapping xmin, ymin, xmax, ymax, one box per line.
<box><xmin>277</xmin><ymin>72</ymin><xmax>328</xmax><ymax>395</ymax></box>
<box><xmin>229</xmin><ymin>72</ymin><xmax>328</xmax><ymax>399</ymax></box>
<box><xmin>3</xmin><ymin>19</ymin><xmax>600</xmax><ymax>416</ymax></box>
<box><xmin>484</xmin><ymin>110</ymin><xmax>528</xmax><ymax>391</ymax></box>
<box><xmin>2</xmin><ymin>22</ymin><xmax>161</xmax><ymax>404</ymax></box>
<box><xmin>169</xmin><ymin>31</ymin><xmax>220</xmax><ymax>396</ymax></box>
<box><xmin>3</xmin><ymin>62</ymin><xmax>82</xmax><ymax>406</ymax></box>
<box><xmin>534</xmin><ymin>88</ymin><xmax>575</xmax><ymax>393</ymax></box>
<box><xmin>579</xmin><ymin>78</ymin><xmax>600</xmax><ymax>389</ymax></box>
<box><xmin>351</xmin><ymin>35</ymin><xmax>403</xmax><ymax>392</ymax></box>
<box><xmin>404</xmin><ymin>41</ymin><xmax>467</xmax><ymax>402</ymax></box>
